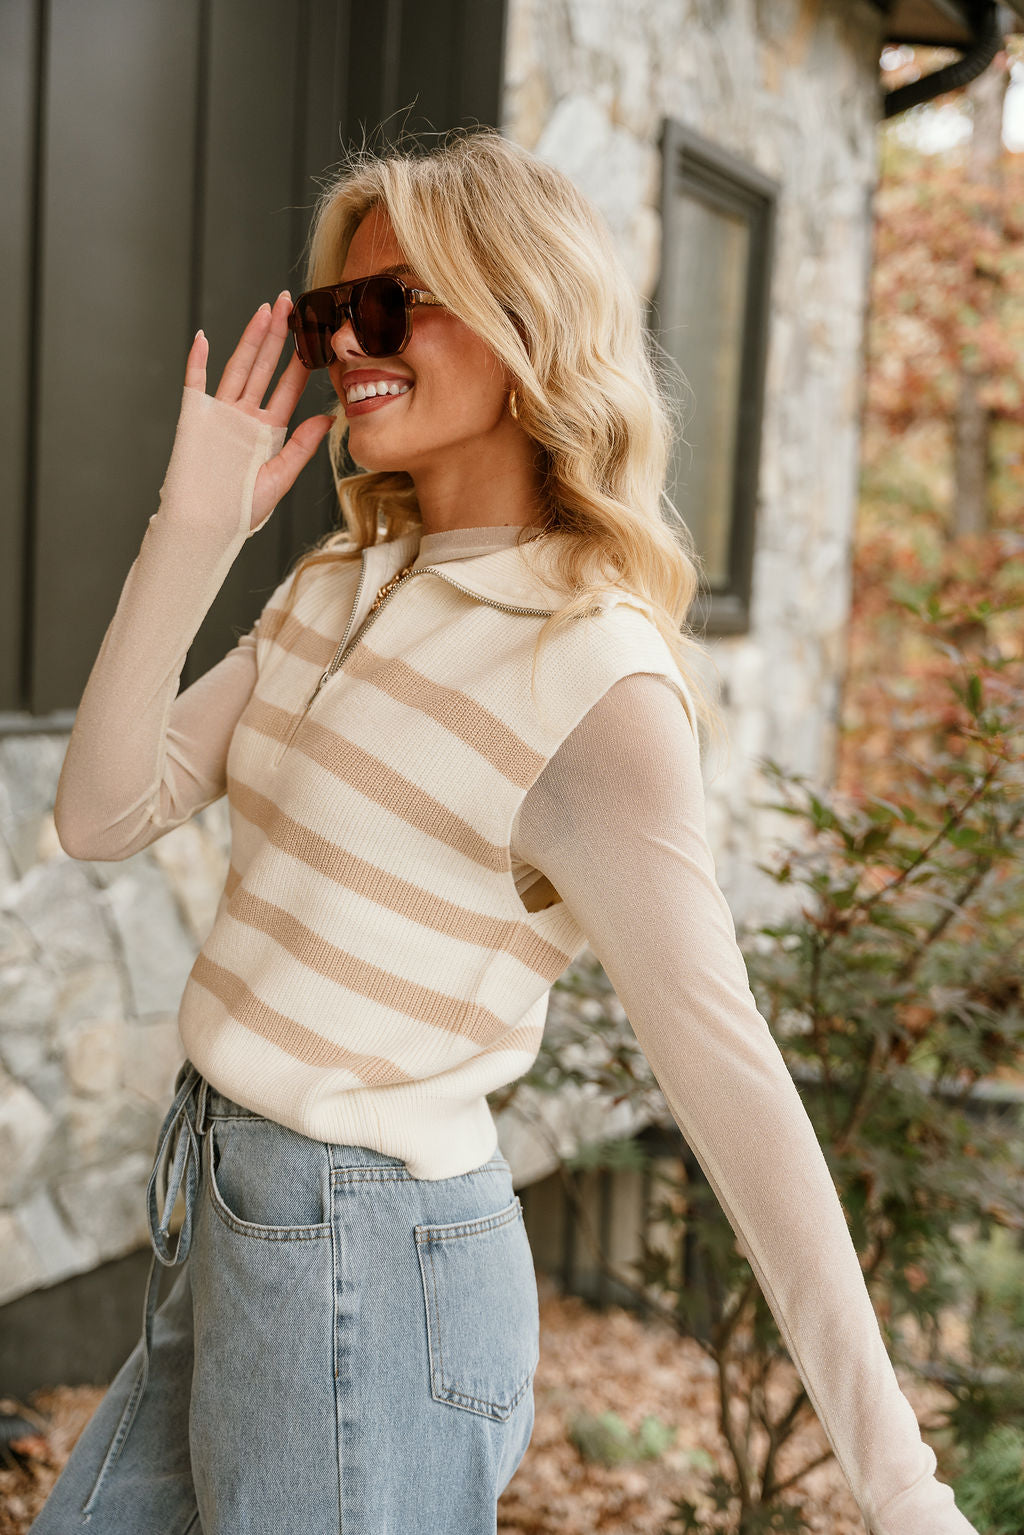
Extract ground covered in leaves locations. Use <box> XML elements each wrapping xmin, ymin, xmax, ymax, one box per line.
<box><xmin>2</xmin><ymin>1273</ymin><xmax>950</xmax><ymax>1533</ymax></box>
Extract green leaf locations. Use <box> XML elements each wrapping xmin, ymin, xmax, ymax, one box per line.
<box><xmin>567</xmin><ymin>1409</ymin><xmax>677</xmax><ymax>1465</ymax></box>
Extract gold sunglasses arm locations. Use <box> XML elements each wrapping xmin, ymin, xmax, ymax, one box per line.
<box><xmin>407</xmin><ymin>289</ymin><xmax>444</xmax><ymax>308</ymax></box>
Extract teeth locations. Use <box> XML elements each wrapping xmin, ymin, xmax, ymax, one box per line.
<box><xmin>346</xmin><ymin>381</ymin><xmax>412</xmax><ymax>404</ymax></box>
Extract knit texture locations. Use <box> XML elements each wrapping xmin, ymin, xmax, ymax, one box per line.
<box><xmin>180</xmin><ymin>529</ymin><xmax>692</xmax><ymax>1178</ymax></box>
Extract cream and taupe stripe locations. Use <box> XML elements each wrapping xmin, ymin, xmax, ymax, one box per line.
<box><xmin>343</xmin><ymin>642</ymin><xmax>547</xmax><ymax>786</ymax></box>
<box><xmin>178</xmin><ymin>535</ymin><xmax>687</xmax><ymax>1178</ymax></box>
<box><xmin>219</xmin><ymin>792</ymin><xmax>574</xmax><ymax>977</ymax></box>
<box><xmin>190</xmin><ymin>951</ymin><xmax>539</xmax><ymax>1080</ymax></box>
<box><xmin>203</xmin><ymin>877</ymin><xmax>563</xmax><ymax>1041</ymax></box>
<box><xmin>257</xmin><ymin>592</ymin><xmax>548</xmax><ymax>786</ymax></box>
<box><xmin>228</xmin><ymin>721</ymin><xmax>512</xmax><ymax>872</ymax></box>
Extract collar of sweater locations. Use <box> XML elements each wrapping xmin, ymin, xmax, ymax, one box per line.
<box><xmin>372</xmin><ymin>524</ymin><xmax>656</xmax><ymax>621</ymax></box>
<box><xmin>415</xmin><ymin>522</ymin><xmax>527</xmax><ymax>565</ymax></box>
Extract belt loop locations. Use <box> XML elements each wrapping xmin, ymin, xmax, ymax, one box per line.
<box><xmin>195</xmin><ymin>1073</ymin><xmax>210</xmax><ymax>1138</ymax></box>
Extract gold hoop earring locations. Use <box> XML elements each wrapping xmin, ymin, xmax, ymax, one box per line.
<box><xmin>507</xmin><ymin>388</ymin><xmax>519</xmax><ymax>421</ymax></box>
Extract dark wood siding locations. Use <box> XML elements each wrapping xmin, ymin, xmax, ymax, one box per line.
<box><xmin>1</xmin><ymin>0</ymin><xmax>507</xmax><ymax>722</ymax></box>
<box><xmin>0</xmin><ymin>0</ymin><xmax>38</xmax><ymax>712</ymax></box>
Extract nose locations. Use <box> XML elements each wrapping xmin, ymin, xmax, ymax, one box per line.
<box><xmin>331</xmin><ymin>315</ymin><xmax>365</xmax><ymax>360</ymax></box>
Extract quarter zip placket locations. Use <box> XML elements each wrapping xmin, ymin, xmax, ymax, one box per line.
<box><xmin>271</xmin><ymin>559</ymin><xmax>556</xmax><ymax>767</ymax></box>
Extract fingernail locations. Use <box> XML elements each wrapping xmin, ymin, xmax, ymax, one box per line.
<box><xmin>277</xmin><ymin>288</ymin><xmax>291</xmax><ymax>303</ymax></box>
<box><xmin>258</xmin><ymin>302</ymin><xmax>271</xmax><ymax>314</ymax></box>
<box><xmin>194</xmin><ymin>328</ymin><xmax>204</xmax><ymax>343</ymax></box>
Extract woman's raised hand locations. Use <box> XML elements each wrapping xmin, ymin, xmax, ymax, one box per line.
<box><xmin>184</xmin><ymin>291</ymin><xmax>336</xmax><ymax>533</ymax></box>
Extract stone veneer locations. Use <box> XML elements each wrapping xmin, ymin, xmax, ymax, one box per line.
<box><xmin>0</xmin><ymin>0</ymin><xmax>884</xmax><ymax>1307</ymax></box>
<box><xmin>502</xmin><ymin>0</ymin><xmax>882</xmax><ymax>907</ymax></box>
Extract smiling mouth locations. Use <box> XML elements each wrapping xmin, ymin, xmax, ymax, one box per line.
<box><xmin>345</xmin><ymin>380</ymin><xmax>412</xmax><ymax>405</ymax></box>
<box><xmin>344</xmin><ymin>387</ymin><xmax>413</xmax><ymax>420</ymax></box>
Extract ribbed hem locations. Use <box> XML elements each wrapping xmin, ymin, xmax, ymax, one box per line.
<box><xmin>180</xmin><ymin>1019</ymin><xmax>502</xmax><ymax>1181</ymax></box>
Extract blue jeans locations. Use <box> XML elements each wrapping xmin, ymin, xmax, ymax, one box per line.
<box><xmin>29</xmin><ymin>1059</ymin><xmax>539</xmax><ymax>1533</ymax></box>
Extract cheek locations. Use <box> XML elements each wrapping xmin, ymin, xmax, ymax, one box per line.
<box><xmin>411</xmin><ymin>325</ymin><xmax>507</xmax><ymax>419</ymax></box>
<box><xmin>410</xmin><ymin>388</ymin><xmax>506</xmax><ymax>440</ymax></box>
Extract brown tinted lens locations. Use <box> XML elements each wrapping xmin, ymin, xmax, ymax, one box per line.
<box><xmin>293</xmin><ymin>289</ymin><xmax>340</xmax><ymax>368</ymax></box>
<box><xmin>353</xmin><ymin>275</ymin><xmax>408</xmax><ymax>356</ymax></box>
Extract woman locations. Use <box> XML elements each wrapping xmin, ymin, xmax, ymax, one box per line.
<box><xmin>36</xmin><ymin>128</ymin><xmax>976</xmax><ymax>1534</ymax></box>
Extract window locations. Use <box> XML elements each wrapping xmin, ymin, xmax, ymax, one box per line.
<box><xmin>653</xmin><ymin>120</ymin><xmax>778</xmax><ymax>636</ymax></box>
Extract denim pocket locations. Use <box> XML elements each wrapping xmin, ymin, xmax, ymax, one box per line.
<box><xmin>415</xmin><ymin>1195</ymin><xmax>540</xmax><ymax>1422</ymax></box>
<box><xmin>204</xmin><ymin>1118</ymin><xmax>332</xmax><ymax>1240</ymax></box>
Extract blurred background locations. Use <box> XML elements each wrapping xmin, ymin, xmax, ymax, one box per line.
<box><xmin>2</xmin><ymin>5</ymin><xmax>1024</xmax><ymax>1530</ymax></box>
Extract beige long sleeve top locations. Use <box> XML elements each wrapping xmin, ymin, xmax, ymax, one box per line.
<box><xmin>53</xmin><ymin>387</ymin><xmax>977</xmax><ymax>1535</ymax></box>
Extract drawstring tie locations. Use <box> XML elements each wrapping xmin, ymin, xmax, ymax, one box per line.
<box><xmin>80</xmin><ymin>1058</ymin><xmax>209</xmax><ymax>1520</ymax></box>
<box><xmin>146</xmin><ymin>1059</ymin><xmax>209</xmax><ymax>1264</ymax></box>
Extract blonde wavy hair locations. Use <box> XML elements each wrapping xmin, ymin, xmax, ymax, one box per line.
<box><xmin>282</xmin><ymin>125</ymin><xmax>727</xmax><ymax>757</ymax></box>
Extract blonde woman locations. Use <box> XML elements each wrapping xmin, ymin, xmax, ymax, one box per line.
<box><xmin>36</xmin><ymin>128</ymin><xmax>976</xmax><ymax>1535</ymax></box>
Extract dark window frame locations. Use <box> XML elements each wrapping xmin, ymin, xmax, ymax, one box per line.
<box><xmin>652</xmin><ymin>118</ymin><xmax>778</xmax><ymax>638</ymax></box>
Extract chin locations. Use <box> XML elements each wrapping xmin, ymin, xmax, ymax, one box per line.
<box><xmin>348</xmin><ymin>431</ymin><xmax>433</xmax><ymax>474</ymax></box>
<box><xmin>346</xmin><ymin>442</ymin><xmax>413</xmax><ymax>474</ymax></box>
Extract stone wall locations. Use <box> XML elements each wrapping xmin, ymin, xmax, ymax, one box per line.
<box><xmin>502</xmin><ymin>0</ymin><xmax>883</xmax><ymax>917</ymax></box>
<box><xmin>0</xmin><ymin>734</ymin><xmax>232</xmax><ymax>1305</ymax></box>
<box><xmin>0</xmin><ymin>0</ymin><xmax>885</xmax><ymax>1308</ymax></box>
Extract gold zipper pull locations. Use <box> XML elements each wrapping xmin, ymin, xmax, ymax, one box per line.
<box><xmin>271</xmin><ymin>562</ymin><xmax>553</xmax><ymax>770</ymax></box>
<box><xmin>366</xmin><ymin>562</ymin><xmax>414</xmax><ymax>615</ymax></box>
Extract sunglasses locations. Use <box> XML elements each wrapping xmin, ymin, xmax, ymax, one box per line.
<box><xmin>287</xmin><ymin>273</ymin><xmax>444</xmax><ymax>369</ymax></box>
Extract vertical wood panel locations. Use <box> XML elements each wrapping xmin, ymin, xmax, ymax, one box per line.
<box><xmin>396</xmin><ymin>0</ymin><xmax>461</xmax><ymax>135</ymax></box>
<box><xmin>345</xmin><ymin>0</ymin><xmax>402</xmax><ymax>146</ymax></box>
<box><xmin>303</xmin><ymin>0</ymin><xmax>351</xmax><ymax>177</ymax></box>
<box><xmin>397</xmin><ymin>0</ymin><xmax>507</xmax><ymax>135</ymax></box>
<box><xmin>6</xmin><ymin>0</ymin><xmax>507</xmax><ymax>719</ymax></box>
<box><xmin>283</xmin><ymin>0</ymin><xmax>354</xmax><ymax>569</ymax></box>
<box><xmin>457</xmin><ymin>0</ymin><xmax>509</xmax><ymax>130</ymax></box>
<box><xmin>184</xmin><ymin>0</ymin><xmax>305</xmax><ymax>682</ymax></box>
<box><xmin>0</xmin><ymin>0</ymin><xmax>38</xmax><ymax>709</ymax></box>
<box><xmin>31</xmin><ymin>0</ymin><xmax>201</xmax><ymax>712</ymax></box>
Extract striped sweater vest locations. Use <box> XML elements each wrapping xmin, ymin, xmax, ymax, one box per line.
<box><xmin>179</xmin><ymin>527</ymin><xmax>695</xmax><ymax>1178</ymax></box>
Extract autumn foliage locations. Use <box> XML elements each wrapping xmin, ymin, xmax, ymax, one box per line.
<box><xmin>841</xmin><ymin>43</ymin><xmax>1024</xmax><ymax>800</ymax></box>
